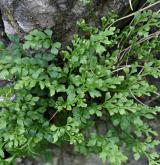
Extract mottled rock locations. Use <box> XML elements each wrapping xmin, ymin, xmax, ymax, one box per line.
<box><xmin>0</xmin><ymin>10</ymin><xmax>7</xmax><ymax>41</ymax></box>
<box><xmin>16</xmin><ymin>145</ymin><xmax>149</xmax><ymax>165</ymax></box>
<box><xmin>0</xmin><ymin>0</ymin><xmax>129</xmax><ymax>42</ymax></box>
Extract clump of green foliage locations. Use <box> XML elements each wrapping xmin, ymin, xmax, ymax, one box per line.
<box><xmin>0</xmin><ymin>5</ymin><xmax>160</xmax><ymax>165</ymax></box>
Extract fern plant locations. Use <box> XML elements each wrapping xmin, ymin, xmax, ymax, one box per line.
<box><xmin>0</xmin><ymin>3</ymin><xmax>160</xmax><ymax>165</ymax></box>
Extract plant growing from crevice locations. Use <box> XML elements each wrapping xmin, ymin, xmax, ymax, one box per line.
<box><xmin>0</xmin><ymin>1</ymin><xmax>160</xmax><ymax>164</ymax></box>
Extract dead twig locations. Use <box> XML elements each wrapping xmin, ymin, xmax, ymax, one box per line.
<box><xmin>129</xmin><ymin>0</ymin><xmax>133</xmax><ymax>11</ymax></box>
<box><xmin>129</xmin><ymin>89</ymin><xmax>147</xmax><ymax>106</ymax></box>
<box><xmin>49</xmin><ymin>110</ymin><xmax>59</xmax><ymax>122</ymax></box>
<box><xmin>118</xmin><ymin>30</ymin><xmax>160</xmax><ymax>63</ymax></box>
<box><xmin>112</xmin><ymin>65</ymin><xmax>144</xmax><ymax>73</ymax></box>
<box><xmin>146</xmin><ymin>95</ymin><xmax>160</xmax><ymax>105</ymax></box>
<box><xmin>108</xmin><ymin>1</ymin><xmax>160</xmax><ymax>29</ymax></box>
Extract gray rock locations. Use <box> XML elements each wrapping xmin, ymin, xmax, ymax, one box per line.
<box><xmin>16</xmin><ymin>145</ymin><xmax>149</xmax><ymax>165</ymax></box>
<box><xmin>0</xmin><ymin>10</ymin><xmax>8</xmax><ymax>42</ymax></box>
<box><xmin>0</xmin><ymin>0</ymin><xmax>129</xmax><ymax>42</ymax></box>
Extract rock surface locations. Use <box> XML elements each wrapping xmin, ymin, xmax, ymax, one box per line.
<box><xmin>0</xmin><ymin>0</ymin><xmax>129</xmax><ymax>42</ymax></box>
<box><xmin>0</xmin><ymin>10</ymin><xmax>8</xmax><ymax>43</ymax></box>
<box><xmin>16</xmin><ymin>145</ymin><xmax>148</xmax><ymax>165</ymax></box>
<box><xmin>16</xmin><ymin>140</ymin><xmax>160</xmax><ymax>165</ymax></box>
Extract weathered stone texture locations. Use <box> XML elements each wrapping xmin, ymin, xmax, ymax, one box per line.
<box><xmin>0</xmin><ymin>0</ymin><xmax>129</xmax><ymax>42</ymax></box>
<box><xmin>16</xmin><ymin>145</ymin><xmax>149</xmax><ymax>165</ymax></box>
